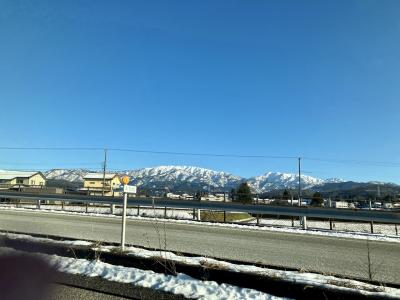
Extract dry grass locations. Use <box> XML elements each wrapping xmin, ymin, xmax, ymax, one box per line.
<box><xmin>200</xmin><ymin>211</ymin><xmax>252</xmax><ymax>222</ymax></box>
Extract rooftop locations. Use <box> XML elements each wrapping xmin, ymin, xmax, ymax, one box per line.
<box><xmin>0</xmin><ymin>170</ymin><xmax>42</xmax><ymax>180</ymax></box>
<box><xmin>83</xmin><ymin>173</ymin><xmax>118</xmax><ymax>180</ymax></box>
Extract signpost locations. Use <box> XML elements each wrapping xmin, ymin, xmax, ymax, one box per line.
<box><xmin>120</xmin><ymin>175</ymin><xmax>135</xmax><ymax>251</ymax></box>
<box><xmin>123</xmin><ymin>185</ymin><xmax>137</xmax><ymax>194</ymax></box>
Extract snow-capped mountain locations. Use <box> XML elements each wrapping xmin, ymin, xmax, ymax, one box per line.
<box><xmin>248</xmin><ymin>172</ymin><xmax>323</xmax><ymax>192</ymax></box>
<box><xmin>122</xmin><ymin>166</ymin><xmax>242</xmax><ymax>191</ymax></box>
<box><xmin>44</xmin><ymin>169</ymin><xmax>90</xmax><ymax>182</ymax></box>
<box><xmin>44</xmin><ymin>166</ymin><xmax>345</xmax><ymax>193</ymax></box>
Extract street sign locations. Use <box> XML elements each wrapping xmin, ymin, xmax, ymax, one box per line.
<box><xmin>121</xmin><ymin>176</ymin><xmax>130</xmax><ymax>185</ymax></box>
<box><xmin>123</xmin><ymin>185</ymin><xmax>137</xmax><ymax>194</ymax></box>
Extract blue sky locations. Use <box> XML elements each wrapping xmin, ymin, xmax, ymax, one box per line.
<box><xmin>1</xmin><ymin>0</ymin><xmax>400</xmax><ymax>182</ymax></box>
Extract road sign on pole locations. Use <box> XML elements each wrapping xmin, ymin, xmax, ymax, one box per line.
<box><xmin>121</xmin><ymin>191</ymin><xmax>128</xmax><ymax>251</ymax></box>
<box><xmin>123</xmin><ymin>185</ymin><xmax>137</xmax><ymax>194</ymax></box>
<box><xmin>120</xmin><ymin>176</ymin><xmax>130</xmax><ymax>251</ymax></box>
<box><xmin>122</xmin><ymin>176</ymin><xmax>130</xmax><ymax>185</ymax></box>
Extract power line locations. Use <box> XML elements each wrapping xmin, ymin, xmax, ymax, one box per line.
<box><xmin>0</xmin><ymin>147</ymin><xmax>104</xmax><ymax>151</ymax></box>
<box><xmin>107</xmin><ymin>148</ymin><xmax>299</xmax><ymax>159</ymax></box>
<box><xmin>0</xmin><ymin>146</ymin><xmax>299</xmax><ymax>159</ymax></box>
<box><xmin>1</xmin><ymin>146</ymin><xmax>400</xmax><ymax>168</ymax></box>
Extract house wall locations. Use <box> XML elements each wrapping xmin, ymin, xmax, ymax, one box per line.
<box><xmin>84</xmin><ymin>176</ymin><xmax>121</xmax><ymax>188</ymax></box>
<box><xmin>28</xmin><ymin>173</ymin><xmax>46</xmax><ymax>186</ymax></box>
<box><xmin>0</xmin><ymin>173</ymin><xmax>46</xmax><ymax>187</ymax></box>
<box><xmin>84</xmin><ymin>179</ymin><xmax>106</xmax><ymax>189</ymax></box>
<box><xmin>110</xmin><ymin>176</ymin><xmax>121</xmax><ymax>188</ymax></box>
<box><xmin>83</xmin><ymin>176</ymin><xmax>121</xmax><ymax>196</ymax></box>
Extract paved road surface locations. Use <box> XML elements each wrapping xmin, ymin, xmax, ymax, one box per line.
<box><xmin>49</xmin><ymin>285</ymin><xmax>129</xmax><ymax>300</ymax></box>
<box><xmin>0</xmin><ymin>209</ymin><xmax>399</xmax><ymax>284</ymax></box>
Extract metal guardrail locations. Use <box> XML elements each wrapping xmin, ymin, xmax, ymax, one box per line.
<box><xmin>1</xmin><ymin>191</ymin><xmax>399</xmax><ymax>224</ymax></box>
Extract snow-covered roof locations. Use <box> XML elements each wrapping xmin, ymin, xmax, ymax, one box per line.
<box><xmin>83</xmin><ymin>173</ymin><xmax>118</xmax><ymax>180</ymax></box>
<box><xmin>0</xmin><ymin>171</ymin><xmax>43</xmax><ymax>180</ymax></box>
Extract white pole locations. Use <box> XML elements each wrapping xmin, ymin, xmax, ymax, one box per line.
<box><xmin>121</xmin><ymin>190</ymin><xmax>128</xmax><ymax>251</ymax></box>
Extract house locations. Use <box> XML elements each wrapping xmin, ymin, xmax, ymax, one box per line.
<box><xmin>82</xmin><ymin>173</ymin><xmax>122</xmax><ymax>196</ymax></box>
<box><xmin>0</xmin><ymin>171</ymin><xmax>46</xmax><ymax>188</ymax></box>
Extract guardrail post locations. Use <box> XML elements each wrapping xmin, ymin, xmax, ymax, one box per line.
<box><xmin>137</xmin><ymin>205</ymin><xmax>140</xmax><ymax>216</ymax></box>
<box><xmin>164</xmin><ymin>206</ymin><xmax>167</xmax><ymax>218</ymax></box>
<box><xmin>86</xmin><ymin>203</ymin><xmax>89</xmax><ymax>213</ymax></box>
<box><xmin>370</xmin><ymin>221</ymin><xmax>374</xmax><ymax>234</ymax></box>
<box><xmin>37</xmin><ymin>200</ymin><xmax>41</xmax><ymax>210</ymax></box>
<box><xmin>395</xmin><ymin>224</ymin><xmax>398</xmax><ymax>235</ymax></box>
<box><xmin>301</xmin><ymin>216</ymin><xmax>307</xmax><ymax>230</ymax></box>
<box><xmin>330</xmin><ymin>219</ymin><xmax>333</xmax><ymax>230</ymax></box>
<box><xmin>193</xmin><ymin>208</ymin><xmax>196</xmax><ymax>220</ymax></box>
<box><xmin>197</xmin><ymin>209</ymin><xmax>201</xmax><ymax>221</ymax></box>
<box><xmin>110</xmin><ymin>204</ymin><xmax>115</xmax><ymax>214</ymax></box>
<box><xmin>61</xmin><ymin>201</ymin><xmax>64</xmax><ymax>211</ymax></box>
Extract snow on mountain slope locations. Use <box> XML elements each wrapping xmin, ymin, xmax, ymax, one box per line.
<box><xmin>44</xmin><ymin>169</ymin><xmax>92</xmax><ymax>182</ymax></box>
<box><xmin>123</xmin><ymin>166</ymin><xmax>243</xmax><ymax>191</ymax></box>
<box><xmin>248</xmin><ymin>172</ymin><xmax>322</xmax><ymax>192</ymax></box>
<box><xmin>44</xmin><ymin>166</ymin><xmax>344</xmax><ymax>192</ymax></box>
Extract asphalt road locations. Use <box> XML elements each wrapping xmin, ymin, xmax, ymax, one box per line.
<box><xmin>0</xmin><ymin>209</ymin><xmax>399</xmax><ymax>285</ymax></box>
<box><xmin>49</xmin><ymin>285</ymin><xmax>129</xmax><ymax>300</ymax></box>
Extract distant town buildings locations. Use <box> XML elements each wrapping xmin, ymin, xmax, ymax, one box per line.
<box><xmin>200</xmin><ymin>194</ymin><xmax>226</xmax><ymax>201</ymax></box>
<box><xmin>166</xmin><ymin>192</ymin><xmax>194</xmax><ymax>200</ymax></box>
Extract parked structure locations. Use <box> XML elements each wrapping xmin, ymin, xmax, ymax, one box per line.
<box><xmin>166</xmin><ymin>192</ymin><xmax>194</xmax><ymax>200</ymax></box>
<box><xmin>0</xmin><ymin>171</ymin><xmax>46</xmax><ymax>188</ymax></box>
<box><xmin>201</xmin><ymin>194</ymin><xmax>225</xmax><ymax>201</ymax></box>
<box><xmin>81</xmin><ymin>173</ymin><xmax>122</xmax><ymax>196</ymax></box>
<box><xmin>333</xmin><ymin>200</ymin><xmax>349</xmax><ymax>208</ymax></box>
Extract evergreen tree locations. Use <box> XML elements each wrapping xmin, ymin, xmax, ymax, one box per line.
<box><xmin>195</xmin><ymin>190</ymin><xmax>202</xmax><ymax>201</ymax></box>
<box><xmin>311</xmin><ymin>191</ymin><xmax>324</xmax><ymax>206</ymax></box>
<box><xmin>235</xmin><ymin>182</ymin><xmax>253</xmax><ymax>204</ymax></box>
<box><xmin>230</xmin><ymin>188</ymin><xmax>236</xmax><ymax>201</ymax></box>
<box><xmin>282</xmin><ymin>189</ymin><xmax>290</xmax><ymax>200</ymax></box>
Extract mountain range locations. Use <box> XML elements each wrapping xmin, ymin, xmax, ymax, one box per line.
<box><xmin>44</xmin><ymin>165</ymin><xmax>347</xmax><ymax>193</ymax></box>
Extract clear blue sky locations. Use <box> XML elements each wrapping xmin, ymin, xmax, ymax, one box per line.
<box><xmin>1</xmin><ymin>0</ymin><xmax>400</xmax><ymax>182</ymax></box>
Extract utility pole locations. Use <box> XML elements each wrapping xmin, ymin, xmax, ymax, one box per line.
<box><xmin>298</xmin><ymin>157</ymin><xmax>306</xmax><ymax>229</ymax></box>
<box><xmin>298</xmin><ymin>157</ymin><xmax>302</xmax><ymax>207</ymax></box>
<box><xmin>102</xmin><ymin>148</ymin><xmax>107</xmax><ymax>196</ymax></box>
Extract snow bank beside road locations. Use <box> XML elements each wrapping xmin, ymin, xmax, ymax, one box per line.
<box><xmin>1</xmin><ymin>232</ymin><xmax>400</xmax><ymax>299</ymax></box>
<box><xmin>0</xmin><ymin>246</ymin><xmax>284</xmax><ymax>300</ymax></box>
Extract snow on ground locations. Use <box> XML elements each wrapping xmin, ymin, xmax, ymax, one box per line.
<box><xmin>248</xmin><ymin>218</ymin><xmax>400</xmax><ymax>236</ymax></box>
<box><xmin>0</xmin><ymin>204</ymin><xmax>399</xmax><ymax>243</ymax></box>
<box><xmin>0</xmin><ymin>203</ymin><xmax>193</xmax><ymax>219</ymax></box>
<box><xmin>0</xmin><ymin>246</ymin><xmax>284</xmax><ymax>300</ymax></box>
<box><xmin>1</xmin><ymin>232</ymin><xmax>400</xmax><ymax>299</ymax></box>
